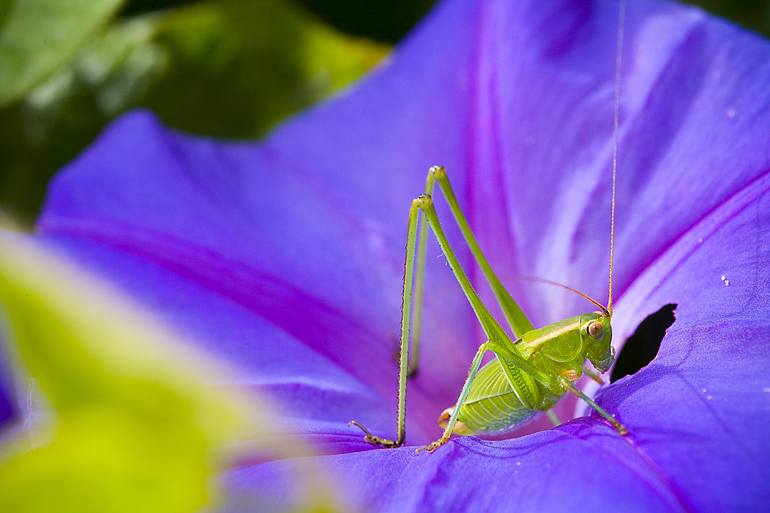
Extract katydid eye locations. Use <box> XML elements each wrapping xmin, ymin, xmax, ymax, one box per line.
<box><xmin>587</xmin><ymin>321</ymin><xmax>604</xmax><ymax>339</ymax></box>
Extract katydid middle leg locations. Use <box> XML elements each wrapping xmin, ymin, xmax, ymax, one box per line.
<box><xmin>417</xmin><ymin>341</ymin><xmax>529</xmax><ymax>453</ymax></box>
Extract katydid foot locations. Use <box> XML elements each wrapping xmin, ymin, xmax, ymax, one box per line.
<box><xmin>349</xmin><ymin>420</ymin><xmax>402</xmax><ymax>448</ymax></box>
<box><xmin>416</xmin><ymin>436</ymin><xmax>450</xmax><ymax>454</ymax></box>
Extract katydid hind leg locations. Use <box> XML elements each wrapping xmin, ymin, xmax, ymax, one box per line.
<box><xmin>350</xmin><ymin>197</ymin><xmax>423</xmax><ymax>448</ymax></box>
<box><xmin>406</xmin><ymin>165</ymin><xmax>537</xmax><ymax>378</ymax></box>
<box><xmin>428</xmin><ymin>166</ymin><xmax>534</xmax><ymax>337</ymax></box>
<box><xmin>418</xmin><ymin>342</ymin><xmax>491</xmax><ymax>453</ymax></box>
<box><xmin>546</xmin><ymin>409</ymin><xmax>561</xmax><ymax>426</ymax></box>
<box><xmin>404</xmin><ymin>171</ymin><xmax>434</xmax><ymax>378</ymax></box>
<box><xmin>353</xmin><ymin>187</ymin><xmax>537</xmax><ymax>450</ymax></box>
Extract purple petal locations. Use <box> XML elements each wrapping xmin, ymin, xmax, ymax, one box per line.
<box><xmin>33</xmin><ymin>0</ymin><xmax>770</xmax><ymax>510</ymax></box>
<box><xmin>0</xmin><ymin>348</ymin><xmax>17</xmax><ymax>431</ymax></box>
<box><xmin>223</xmin><ymin>429</ymin><xmax>691</xmax><ymax>513</ymax></box>
<box><xmin>40</xmin><ymin>223</ymin><xmax>400</xmax><ymax>440</ymax></box>
<box><xmin>37</xmin><ymin>108</ymin><xmax>466</xmax><ymax>439</ymax></box>
<box><xmin>37</xmin><ymin>0</ymin><xmax>489</xmax><ymax>438</ymax></box>
<box><xmin>596</xmin><ymin>168</ymin><xmax>770</xmax><ymax>512</ymax></box>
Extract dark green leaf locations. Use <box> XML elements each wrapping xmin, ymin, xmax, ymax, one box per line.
<box><xmin>0</xmin><ymin>0</ymin><xmax>386</xmax><ymax>223</ymax></box>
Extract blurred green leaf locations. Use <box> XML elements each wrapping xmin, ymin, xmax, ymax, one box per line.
<box><xmin>95</xmin><ymin>0</ymin><xmax>387</xmax><ymax>137</ymax></box>
<box><xmin>0</xmin><ymin>235</ymin><xmax>334</xmax><ymax>513</ymax></box>
<box><xmin>0</xmin><ymin>413</ymin><xmax>212</xmax><ymax>513</ymax></box>
<box><xmin>0</xmin><ymin>236</ymin><xmax>254</xmax><ymax>439</ymax></box>
<box><xmin>0</xmin><ymin>0</ymin><xmax>125</xmax><ymax>106</ymax></box>
<box><xmin>0</xmin><ymin>0</ymin><xmax>386</xmax><ymax>224</ymax></box>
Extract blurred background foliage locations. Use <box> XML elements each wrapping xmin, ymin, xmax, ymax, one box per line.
<box><xmin>0</xmin><ymin>0</ymin><xmax>768</xmax><ymax>224</ymax></box>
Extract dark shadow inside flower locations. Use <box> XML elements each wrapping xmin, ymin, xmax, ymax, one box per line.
<box><xmin>611</xmin><ymin>303</ymin><xmax>677</xmax><ymax>383</ymax></box>
<box><xmin>0</xmin><ymin>339</ymin><xmax>17</xmax><ymax>432</ymax></box>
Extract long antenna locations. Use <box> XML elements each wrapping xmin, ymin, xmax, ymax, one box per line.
<box><xmin>608</xmin><ymin>0</ymin><xmax>626</xmax><ymax>315</ymax></box>
<box><xmin>512</xmin><ymin>276</ymin><xmax>609</xmax><ymax>317</ymax></box>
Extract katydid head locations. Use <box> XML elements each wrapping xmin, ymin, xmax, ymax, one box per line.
<box><xmin>583</xmin><ymin>312</ymin><xmax>614</xmax><ymax>373</ymax></box>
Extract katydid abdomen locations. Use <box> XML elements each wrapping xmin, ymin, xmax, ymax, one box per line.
<box><xmin>439</xmin><ymin>358</ymin><xmax>548</xmax><ymax>435</ymax></box>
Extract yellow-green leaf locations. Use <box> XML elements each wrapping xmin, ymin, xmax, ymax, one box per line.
<box><xmin>0</xmin><ymin>0</ymin><xmax>125</xmax><ymax>106</ymax></box>
<box><xmin>0</xmin><ymin>233</ymin><xmax>337</xmax><ymax>513</ymax></box>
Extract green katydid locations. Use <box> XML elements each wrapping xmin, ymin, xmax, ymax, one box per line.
<box><xmin>350</xmin><ymin>1</ymin><xmax>629</xmax><ymax>453</ymax></box>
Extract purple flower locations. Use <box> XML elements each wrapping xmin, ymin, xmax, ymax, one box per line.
<box><xmin>10</xmin><ymin>0</ymin><xmax>770</xmax><ymax>511</ymax></box>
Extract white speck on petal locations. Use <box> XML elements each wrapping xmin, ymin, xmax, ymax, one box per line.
<box><xmin>726</xmin><ymin>108</ymin><xmax>736</xmax><ymax>119</ymax></box>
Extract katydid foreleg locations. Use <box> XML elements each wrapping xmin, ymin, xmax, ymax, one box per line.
<box><xmin>561</xmin><ymin>378</ymin><xmax>627</xmax><ymax>435</ymax></box>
